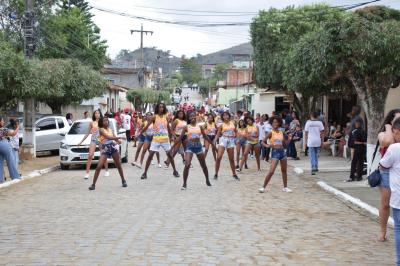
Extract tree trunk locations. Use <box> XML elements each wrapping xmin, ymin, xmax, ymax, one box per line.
<box><xmin>346</xmin><ymin>73</ymin><xmax>389</xmax><ymax>144</ymax></box>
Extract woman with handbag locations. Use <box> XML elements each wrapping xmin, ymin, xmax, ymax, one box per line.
<box><xmin>377</xmin><ymin>109</ymin><xmax>400</xmax><ymax>242</ymax></box>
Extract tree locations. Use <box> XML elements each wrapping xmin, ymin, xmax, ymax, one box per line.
<box><xmin>127</xmin><ymin>89</ymin><xmax>171</xmax><ymax>111</ymax></box>
<box><xmin>37</xmin><ymin>4</ymin><xmax>108</xmax><ymax>70</ymax></box>
<box><xmin>284</xmin><ymin>7</ymin><xmax>400</xmax><ymax>142</ymax></box>
<box><xmin>180</xmin><ymin>57</ymin><xmax>202</xmax><ymax>84</ymax></box>
<box><xmin>33</xmin><ymin>58</ymin><xmax>107</xmax><ymax>114</ymax></box>
<box><xmin>251</xmin><ymin>5</ymin><xmax>400</xmax><ymax>140</ymax></box>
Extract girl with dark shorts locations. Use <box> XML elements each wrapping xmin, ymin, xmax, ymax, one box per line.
<box><xmin>179</xmin><ymin>112</ymin><xmax>216</xmax><ymax>190</ymax></box>
<box><xmin>204</xmin><ymin>113</ymin><xmax>217</xmax><ymax>160</ymax></box>
<box><xmin>235</xmin><ymin>119</ymin><xmax>247</xmax><ymax>170</ymax></box>
<box><xmin>89</xmin><ymin>117</ymin><xmax>127</xmax><ymax>190</ymax></box>
<box><xmin>259</xmin><ymin>116</ymin><xmax>292</xmax><ymax>193</ymax></box>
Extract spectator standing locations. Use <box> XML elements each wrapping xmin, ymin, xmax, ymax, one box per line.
<box><xmin>261</xmin><ymin>114</ymin><xmax>271</xmax><ymax>161</ymax></box>
<box><xmin>0</xmin><ymin>116</ymin><xmax>20</xmax><ymax>182</ymax></box>
<box><xmin>8</xmin><ymin>119</ymin><xmax>20</xmax><ymax>175</ymax></box>
<box><xmin>304</xmin><ymin>112</ymin><xmax>325</xmax><ymax>175</ymax></box>
<box><xmin>347</xmin><ymin>120</ymin><xmax>367</xmax><ymax>182</ymax></box>
<box><xmin>348</xmin><ymin>105</ymin><xmax>364</xmax><ymax>159</ymax></box>
<box><xmin>121</xmin><ymin>108</ymin><xmax>132</xmax><ymax>142</ymax></box>
<box><xmin>379</xmin><ymin>118</ymin><xmax>400</xmax><ymax>265</ymax></box>
<box><xmin>66</xmin><ymin>113</ymin><xmax>73</xmax><ymax>126</ymax></box>
<box><xmin>376</xmin><ymin>109</ymin><xmax>400</xmax><ymax>242</ymax></box>
<box><xmin>83</xmin><ymin>111</ymin><xmax>89</xmax><ymax>120</ymax></box>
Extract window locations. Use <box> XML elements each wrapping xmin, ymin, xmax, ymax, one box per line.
<box><xmin>37</xmin><ymin>119</ymin><xmax>56</xmax><ymax>131</ymax></box>
<box><xmin>57</xmin><ymin>118</ymin><xmax>65</xmax><ymax>129</ymax></box>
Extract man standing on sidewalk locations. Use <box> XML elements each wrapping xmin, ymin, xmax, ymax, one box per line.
<box><xmin>347</xmin><ymin>120</ymin><xmax>367</xmax><ymax>182</ymax></box>
<box><xmin>304</xmin><ymin>112</ymin><xmax>325</xmax><ymax>175</ymax></box>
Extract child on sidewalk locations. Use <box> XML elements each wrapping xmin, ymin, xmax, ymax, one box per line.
<box><xmin>379</xmin><ymin>118</ymin><xmax>400</xmax><ymax>265</ymax></box>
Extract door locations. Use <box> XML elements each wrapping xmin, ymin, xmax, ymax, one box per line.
<box><xmin>36</xmin><ymin>118</ymin><xmax>58</xmax><ymax>151</ymax></box>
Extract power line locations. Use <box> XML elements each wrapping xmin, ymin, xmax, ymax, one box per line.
<box><xmin>132</xmin><ymin>7</ymin><xmax>257</xmax><ymax>17</ymax></box>
<box><xmin>91</xmin><ymin>0</ymin><xmax>381</xmax><ymax>28</ymax></box>
<box><xmin>131</xmin><ymin>5</ymin><xmax>258</xmax><ymax>14</ymax></box>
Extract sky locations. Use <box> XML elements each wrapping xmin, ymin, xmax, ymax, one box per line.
<box><xmin>87</xmin><ymin>0</ymin><xmax>400</xmax><ymax>59</ymax></box>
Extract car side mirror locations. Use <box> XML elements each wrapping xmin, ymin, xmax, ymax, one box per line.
<box><xmin>36</xmin><ymin>128</ymin><xmax>41</xmax><ymax>131</ymax></box>
<box><xmin>59</xmin><ymin>132</ymin><xmax>66</xmax><ymax>136</ymax></box>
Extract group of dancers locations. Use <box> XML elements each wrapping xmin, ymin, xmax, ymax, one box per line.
<box><xmin>81</xmin><ymin>103</ymin><xmax>292</xmax><ymax>192</ymax></box>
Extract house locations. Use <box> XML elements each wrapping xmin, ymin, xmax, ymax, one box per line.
<box><xmin>202</xmin><ymin>64</ymin><xmax>216</xmax><ymax>79</ymax></box>
<box><xmin>101</xmin><ymin>65</ymin><xmax>152</xmax><ymax>89</ymax></box>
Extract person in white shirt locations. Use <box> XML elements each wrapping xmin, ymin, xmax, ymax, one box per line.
<box><xmin>304</xmin><ymin>112</ymin><xmax>325</xmax><ymax>175</ymax></box>
<box><xmin>379</xmin><ymin>117</ymin><xmax>400</xmax><ymax>265</ymax></box>
<box><xmin>262</xmin><ymin>114</ymin><xmax>272</xmax><ymax>161</ymax></box>
<box><xmin>121</xmin><ymin>108</ymin><xmax>132</xmax><ymax>142</ymax></box>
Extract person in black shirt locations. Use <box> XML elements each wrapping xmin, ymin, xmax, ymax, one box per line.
<box><xmin>347</xmin><ymin>120</ymin><xmax>367</xmax><ymax>182</ymax></box>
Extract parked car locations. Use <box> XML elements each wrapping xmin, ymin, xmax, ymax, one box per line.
<box><xmin>36</xmin><ymin>116</ymin><xmax>70</xmax><ymax>152</ymax></box>
<box><xmin>59</xmin><ymin>118</ymin><xmax>128</xmax><ymax>170</ymax></box>
<box><xmin>5</xmin><ymin>115</ymin><xmax>69</xmax><ymax>152</ymax></box>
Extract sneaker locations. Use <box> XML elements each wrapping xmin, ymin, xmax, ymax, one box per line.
<box><xmin>173</xmin><ymin>170</ymin><xmax>180</xmax><ymax>178</ymax></box>
<box><xmin>131</xmin><ymin>162</ymin><xmax>137</xmax><ymax>167</ymax></box>
<box><xmin>84</xmin><ymin>173</ymin><xmax>89</xmax><ymax>180</ymax></box>
<box><xmin>141</xmin><ymin>173</ymin><xmax>147</xmax><ymax>180</ymax></box>
<box><xmin>104</xmin><ymin>171</ymin><xmax>110</xmax><ymax>177</ymax></box>
<box><xmin>250</xmin><ymin>154</ymin><xmax>254</xmax><ymax>158</ymax></box>
<box><xmin>235</xmin><ymin>165</ymin><xmax>240</xmax><ymax>170</ymax></box>
<box><xmin>283</xmin><ymin>187</ymin><xmax>292</xmax><ymax>193</ymax></box>
<box><xmin>122</xmin><ymin>181</ymin><xmax>128</xmax><ymax>187</ymax></box>
<box><xmin>237</xmin><ymin>168</ymin><xmax>241</xmax><ymax>173</ymax></box>
<box><xmin>151</xmin><ymin>161</ymin><xmax>155</xmax><ymax>165</ymax></box>
<box><xmin>137</xmin><ymin>164</ymin><xmax>142</xmax><ymax>169</ymax></box>
<box><xmin>311</xmin><ymin>170</ymin><xmax>316</xmax><ymax>175</ymax></box>
<box><xmin>181</xmin><ymin>186</ymin><xmax>186</xmax><ymax>190</ymax></box>
<box><xmin>245</xmin><ymin>164</ymin><xmax>249</xmax><ymax>169</ymax></box>
<box><xmin>158</xmin><ymin>164</ymin><xmax>162</xmax><ymax>168</ymax></box>
<box><xmin>214</xmin><ymin>174</ymin><xmax>218</xmax><ymax>180</ymax></box>
<box><xmin>258</xmin><ymin>187</ymin><xmax>265</xmax><ymax>193</ymax></box>
<box><xmin>206</xmin><ymin>179</ymin><xmax>212</xmax><ymax>187</ymax></box>
<box><xmin>88</xmin><ymin>184</ymin><xmax>95</xmax><ymax>190</ymax></box>
<box><xmin>233</xmin><ymin>175</ymin><xmax>240</xmax><ymax>181</ymax></box>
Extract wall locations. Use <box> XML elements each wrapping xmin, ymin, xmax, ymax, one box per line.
<box><xmin>106</xmin><ymin>73</ymin><xmax>140</xmax><ymax>89</ymax></box>
<box><xmin>385</xmin><ymin>86</ymin><xmax>400</xmax><ymax>114</ymax></box>
<box><xmin>252</xmin><ymin>92</ymin><xmax>287</xmax><ymax>116</ymax></box>
<box><xmin>217</xmin><ymin>87</ymin><xmax>247</xmax><ymax>106</ymax></box>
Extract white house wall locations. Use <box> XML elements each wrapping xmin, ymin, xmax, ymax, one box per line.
<box><xmin>253</xmin><ymin>93</ymin><xmax>287</xmax><ymax>116</ymax></box>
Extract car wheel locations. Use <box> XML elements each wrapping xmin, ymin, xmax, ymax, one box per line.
<box><xmin>60</xmin><ymin>163</ymin><xmax>69</xmax><ymax>170</ymax></box>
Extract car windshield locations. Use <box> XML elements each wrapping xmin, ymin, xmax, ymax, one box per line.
<box><xmin>68</xmin><ymin>121</ymin><xmax>115</xmax><ymax>135</ymax></box>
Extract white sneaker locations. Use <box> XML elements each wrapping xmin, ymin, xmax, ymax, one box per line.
<box><xmin>84</xmin><ymin>173</ymin><xmax>89</xmax><ymax>180</ymax></box>
<box><xmin>258</xmin><ymin>187</ymin><xmax>265</xmax><ymax>193</ymax></box>
<box><xmin>181</xmin><ymin>186</ymin><xmax>186</xmax><ymax>190</ymax></box>
<box><xmin>158</xmin><ymin>164</ymin><xmax>162</xmax><ymax>168</ymax></box>
<box><xmin>137</xmin><ymin>164</ymin><xmax>142</xmax><ymax>169</ymax></box>
<box><xmin>104</xmin><ymin>171</ymin><xmax>110</xmax><ymax>177</ymax></box>
<box><xmin>283</xmin><ymin>187</ymin><xmax>292</xmax><ymax>193</ymax></box>
<box><xmin>151</xmin><ymin>161</ymin><xmax>155</xmax><ymax>165</ymax></box>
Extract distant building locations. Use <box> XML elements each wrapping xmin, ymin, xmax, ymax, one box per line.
<box><xmin>202</xmin><ymin>64</ymin><xmax>216</xmax><ymax>79</ymax></box>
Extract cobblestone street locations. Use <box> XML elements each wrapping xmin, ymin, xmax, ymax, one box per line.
<box><xmin>0</xmin><ymin>149</ymin><xmax>395</xmax><ymax>265</ymax></box>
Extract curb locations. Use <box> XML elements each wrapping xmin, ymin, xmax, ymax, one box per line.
<box><xmin>0</xmin><ymin>165</ymin><xmax>60</xmax><ymax>189</ymax></box>
<box><xmin>317</xmin><ymin>181</ymin><xmax>394</xmax><ymax>228</ymax></box>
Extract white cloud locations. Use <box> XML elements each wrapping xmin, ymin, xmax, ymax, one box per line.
<box><xmin>87</xmin><ymin>0</ymin><xmax>400</xmax><ymax>59</ymax></box>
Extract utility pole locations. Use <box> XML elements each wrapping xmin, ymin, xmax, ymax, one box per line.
<box><xmin>21</xmin><ymin>0</ymin><xmax>36</xmax><ymax>159</ymax></box>
<box><xmin>130</xmin><ymin>24</ymin><xmax>153</xmax><ymax>88</ymax></box>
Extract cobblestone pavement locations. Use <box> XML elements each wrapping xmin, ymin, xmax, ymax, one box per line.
<box><xmin>0</xmin><ymin>148</ymin><xmax>395</xmax><ymax>265</ymax></box>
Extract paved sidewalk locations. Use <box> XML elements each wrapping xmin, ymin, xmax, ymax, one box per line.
<box><xmin>3</xmin><ymin>152</ymin><xmax>59</xmax><ymax>180</ymax></box>
<box><xmin>288</xmin><ymin>151</ymin><xmax>381</xmax><ymax>212</ymax></box>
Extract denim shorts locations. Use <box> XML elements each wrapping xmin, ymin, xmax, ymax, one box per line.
<box><xmin>236</xmin><ymin>137</ymin><xmax>247</xmax><ymax>146</ymax></box>
<box><xmin>246</xmin><ymin>141</ymin><xmax>260</xmax><ymax>148</ymax></box>
<box><xmin>380</xmin><ymin>170</ymin><xmax>390</xmax><ymax>189</ymax></box>
<box><xmin>137</xmin><ymin>134</ymin><xmax>145</xmax><ymax>143</ymax></box>
<box><xmin>271</xmin><ymin>148</ymin><xmax>286</xmax><ymax>161</ymax></box>
<box><xmin>144</xmin><ymin>135</ymin><xmax>153</xmax><ymax>143</ymax></box>
<box><xmin>150</xmin><ymin>141</ymin><xmax>171</xmax><ymax>152</ymax></box>
<box><xmin>186</xmin><ymin>141</ymin><xmax>203</xmax><ymax>154</ymax></box>
<box><xmin>101</xmin><ymin>143</ymin><xmax>119</xmax><ymax>158</ymax></box>
<box><xmin>219</xmin><ymin>137</ymin><xmax>235</xmax><ymax>149</ymax></box>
